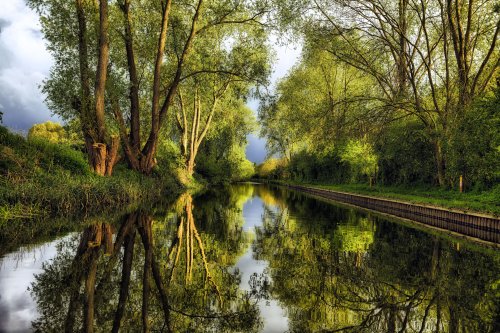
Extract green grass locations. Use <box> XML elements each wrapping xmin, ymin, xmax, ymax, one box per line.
<box><xmin>274</xmin><ymin>180</ymin><xmax>500</xmax><ymax>216</ymax></box>
<box><xmin>0</xmin><ymin>126</ymin><xmax>182</xmax><ymax>218</ymax></box>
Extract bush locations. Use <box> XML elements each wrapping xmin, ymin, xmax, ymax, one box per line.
<box><xmin>375</xmin><ymin>121</ymin><xmax>435</xmax><ymax>185</ymax></box>
<box><xmin>339</xmin><ymin>139</ymin><xmax>378</xmax><ymax>184</ymax></box>
<box><xmin>196</xmin><ymin>143</ymin><xmax>256</xmax><ymax>183</ymax></box>
<box><xmin>28</xmin><ymin>121</ymin><xmax>68</xmax><ymax>143</ymax></box>
<box><xmin>256</xmin><ymin>158</ymin><xmax>288</xmax><ymax>179</ymax></box>
<box><xmin>447</xmin><ymin>89</ymin><xmax>500</xmax><ymax>189</ymax></box>
<box><xmin>1</xmin><ymin>126</ymin><xmax>88</xmax><ymax>175</ymax></box>
<box><xmin>28</xmin><ymin>138</ymin><xmax>90</xmax><ymax>175</ymax></box>
<box><xmin>287</xmin><ymin>150</ymin><xmax>349</xmax><ymax>182</ymax></box>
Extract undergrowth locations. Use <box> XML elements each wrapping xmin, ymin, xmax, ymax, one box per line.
<box><xmin>0</xmin><ymin>126</ymin><xmax>182</xmax><ymax>218</ymax></box>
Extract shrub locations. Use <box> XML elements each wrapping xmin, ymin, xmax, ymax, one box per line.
<box><xmin>28</xmin><ymin>121</ymin><xmax>68</xmax><ymax>143</ymax></box>
<box><xmin>340</xmin><ymin>139</ymin><xmax>378</xmax><ymax>184</ymax></box>
<box><xmin>28</xmin><ymin>138</ymin><xmax>90</xmax><ymax>175</ymax></box>
<box><xmin>256</xmin><ymin>158</ymin><xmax>287</xmax><ymax>179</ymax></box>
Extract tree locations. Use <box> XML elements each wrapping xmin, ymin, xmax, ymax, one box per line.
<box><xmin>75</xmin><ymin>0</ymin><xmax>119</xmax><ymax>175</ymax></box>
<box><xmin>271</xmin><ymin>0</ymin><xmax>500</xmax><ymax>186</ymax></box>
<box><xmin>30</xmin><ymin>0</ymin><xmax>271</xmax><ymax>175</ymax></box>
<box><xmin>195</xmin><ymin>104</ymin><xmax>258</xmax><ymax>182</ymax></box>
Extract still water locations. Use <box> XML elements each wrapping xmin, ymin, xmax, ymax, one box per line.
<box><xmin>0</xmin><ymin>184</ymin><xmax>499</xmax><ymax>332</ymax></box>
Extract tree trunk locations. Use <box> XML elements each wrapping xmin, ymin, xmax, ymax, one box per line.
<box><xmin>89</xmin><ymin>137</ymin><xmax>119</xmax><ymax>176</ymax></box>
<box><xmin>186</xmin><ymin>156</ymin><xmax>195</xmax><ymax>177</ymax></box>
<box><xmin>434</xmin><ymin>139</ymin><xmax>446</xmax><ymax>187</ymax></box>
<box><xmin>105</xmin><ymin>136</ymin><xmax>120</xmax><ymax>176</ymax></box>
<box><xmin>122</xmin><ymin>0</ymin><xmax>141</xmax><ymax>152</ymax></box>
<box><xmin>94</xmin><ymin>0</ymin><xmax>109</xmax><ymax>142</ymax></box>
<box><xmin>76</xmin><ymin>0</ymin><xmax>118</xmax><ymax>176</ymax></box>
<box><xmin>140</xmin><ymin>141</ymin><xmax>158</xmax><ymax>175</ymax></box>
<box><xmin>91</xmin><ymin>143</ymin><xmax>107</xmax><ymax>176</ymax></box>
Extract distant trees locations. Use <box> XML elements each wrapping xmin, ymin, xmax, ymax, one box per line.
<box><xmin>30</xmin><ymin>0</ymin><xmax>270</xmax><ymax>177</ymax></box>
<box><xmin>194</xmin><ymin>103</ymin><xmax>258</xmax><ymax>182</ymax></box>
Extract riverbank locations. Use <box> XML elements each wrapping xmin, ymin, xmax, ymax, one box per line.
<box><xmin>267</xmin><ymin>180</ymin><xmax>500</xmax><ymax>216</ymax></box>
<box><xmin>0</xmin><ymin>126</ymin><xmax>183</xmax><ymax>220</ymax></box>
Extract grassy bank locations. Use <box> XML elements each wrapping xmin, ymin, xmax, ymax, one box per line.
<box><xmin>269</xmin><ymin>180</ymin><xmax>500</xmax><ymax>216</ymax></box>
<box><xmin>0</xmin><ymin>126</ymin><xmax>182</xmax><ymax>219</ymax></box>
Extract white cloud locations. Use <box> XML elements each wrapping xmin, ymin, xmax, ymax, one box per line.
<box><xmin>269</xmin><ymin>34</ymin><xmax>302</xmax><ymax>91</ymax></box>
<box><xmin>0</xmin><ymin>0</ymin><xmax>57</xmax><ymax>131</ymax></box>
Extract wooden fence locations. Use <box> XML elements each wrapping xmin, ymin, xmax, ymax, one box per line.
<box><xmin>284</xmin><ymin>184</ymin><xmax>500</xmax><ymax>244</ymax></box>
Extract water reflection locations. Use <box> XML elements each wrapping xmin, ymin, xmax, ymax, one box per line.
<box><xmin>252</xmin><ymin>185</ymin><xmax>500</xmax><ymax>333</ymax></box>
<box><xmin>30</xmin><ymin>192</ymin><xmax>261</xmax><ymax>332</ymax></box>
<box><xmin>0</xmin><ymin>184</ymin><xmax>498</xmax><ymax>332</ymax></box>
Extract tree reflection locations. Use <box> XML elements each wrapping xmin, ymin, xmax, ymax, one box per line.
<box><xmin>253</xmin><ymin>191</ymin><xmax>500</xmax><ymax>333</ymax></box>
<box><xmin>26</xmin><ymin>185</ymin><xmax>500</xmax><ymax>332</ymax></box>
<box><xmin>31</xmin><ymin>192</ymin><xmax>260</xmax><ymax>332</ymax></box>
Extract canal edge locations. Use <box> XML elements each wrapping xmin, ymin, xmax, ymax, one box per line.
<box><xmin>265</xmin><ymin>182</ymin><xmax>500</xmax><ymax>248</ymax></box>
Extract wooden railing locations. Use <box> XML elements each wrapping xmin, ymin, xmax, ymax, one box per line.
<box><xmin>283</xmin><ymin>184</ymin><xmax>500</xmax><ymax>244</ymax></box>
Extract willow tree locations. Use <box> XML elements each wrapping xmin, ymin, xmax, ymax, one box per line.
<box><xmin>30</xmin><ymin>0</ymin><xmax>270</xmax><ymax>175</ymax></box>
<box><xmin>175</xmin><ymin>81</ymin><xmax>264</xmax><ymax>177</ymax></box>
<box><xmin>259</xmin><ymin>48</ymin><xmax>381</xmax><ymax>161</ymax></box>
<box><xmin>273</xmin><ymin>0</ymin><xmax>499</xmax><ymax>186</ymax></box>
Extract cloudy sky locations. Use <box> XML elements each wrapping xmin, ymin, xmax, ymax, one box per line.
<box><xmin>246</xmin><ymin>35</ymin><xmax>301</xmax><ymax>163</ymax></box>
<box><xmin>0</xmin><ymin>0</ymin><xmax>300</xmax><ymax>163</ymax></box>
<box><xmin>0</xmin><ymin>0</ymin><xmax>58</xmax><ymax>131</ymax></box>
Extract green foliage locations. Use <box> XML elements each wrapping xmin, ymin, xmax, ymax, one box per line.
<box><xmin>287</xmin><ymin>149</ymin><xmax>349</xmax><ymax>183</ymax></box>
<box><xmin>28</xmin><ymin>121</ymin><xmax>82</xmax><ymax>146</ymax></box>
<box><xmin>259</xmin><ymin>48</ymin><xmax>379</xmax><ymax>160</ymax></box>
<box><xmin>447</xmin><ymin>81</ymin><xmax>500</xmax><ymax>189</ymax></box>
<box><xmin>28</xmin><ymin>121</ymin><xmax>67</xmax><ymax>143</ymax></box>
<box><xmin>340</xmin><ymin>139</ymin><xmax>378</xmax><ymax>183</ymax></box>
<box><xmin>376</xmin><ymin>121</ymin><xmax>435</xmax><ymax>185</ymax></box>
<box><xmin>0</xmin><ymin>126</ymin><xmax>180</xmax><ymax>217</ymax></box>
<box><xmin>261</xmin><ymin>0</ymin><xmax>500</xmax><ymax>191</ymax></box>
<box><xmin>192</xmin><ymin>103</ymin><xmax>258</xmax><ymax>183</ymax></box>
<box><xmin>1</xmin><ymin>126</ymin><xmax>88</xmax><ymax>175</ymax></box>
<box><xmin>255</xmin><ymin>158</ymin><xmax>288</xmax><ymax>179</ymax></box>
<box><xmin>156</xmin><ymin>139</ymin><xmax>184</xmax><ymax>172</ymax></box>
<box><xmin>197</xmin><ymin>144</ymin><xmax>255</xmax><ymax>183</ymax></box>
<box><xmin>28</xmin><ymin>138</ymin><xmax>89</xmax><ymax>175</ymax></box>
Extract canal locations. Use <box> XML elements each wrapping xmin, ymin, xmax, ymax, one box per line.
<box><xmin>0</xmin><ymin>183</ymin><xmax>499</xmax><ymax>332</ymax></box>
